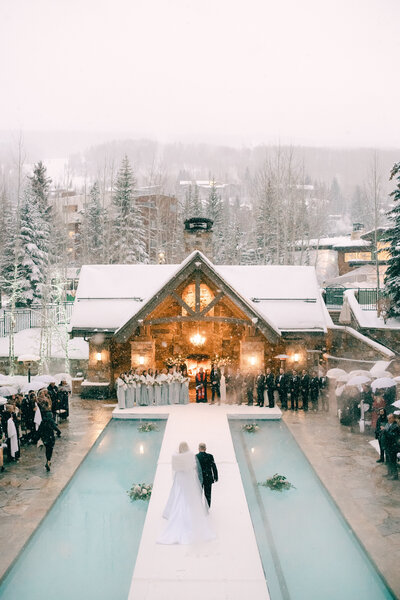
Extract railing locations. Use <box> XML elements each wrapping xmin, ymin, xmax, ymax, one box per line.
<box><xmin>0</xmin><ymin>302</ymin><xmax>74</xmax><ymax>337</ymax></box>
<box><xmin>324</xmin><ymin>287</ymin><xmax>382</xmax><ymax>311</ymax></box>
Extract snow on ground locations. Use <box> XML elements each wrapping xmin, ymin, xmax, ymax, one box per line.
<box><xmin>0</xmin><ymin>327</ymin><xmax>88</xmax><ymax>359</ymax></box>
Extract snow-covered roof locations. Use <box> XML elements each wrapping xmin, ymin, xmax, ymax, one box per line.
<box><xmin>342</xmin><ymin>289</ymin><xmax>400</xmax><ymax>331</ymax></box>
<box><xmin>70</xmin><ymin>252</ymin><xmax>330</xmax><ymax>335</ymax></box>
<box><xmin>299</xmin><ymin>236</ymin><xmax>371</xmax><ymax>250</ymax></box>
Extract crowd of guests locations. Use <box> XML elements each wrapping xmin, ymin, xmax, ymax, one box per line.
<box><xmin>0</xmin><ymin>380</ymin><xmax>71</xmax><ymax>473</ymax></box>
<box><xmin>116</xmin><ymin>367</ymin><xmax>190</xmax><ymax>408</ymax></box>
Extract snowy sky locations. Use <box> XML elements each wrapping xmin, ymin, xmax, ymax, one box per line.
<box><xmin>1</xmin><ymin>0</ymin><xmax>399</xmax><ymax>147</ymax></box>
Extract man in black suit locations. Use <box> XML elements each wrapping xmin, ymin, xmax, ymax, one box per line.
<box><xmin>290</xmin><ymin>369</ymin><xmax>300</xmax><ymax>411</ymax></box>
<box><xmin>256</xmin><ymin>370</ymin><xmax>265</xmax><ymax>406</ymax></box>
<box><xmin>300</xmin><ymin>369</ymin><xmax>310</xmax><ymax>411</ymax></box>
<box><xmin>275</xmin><ymin>368</ymin><xmax>288</xmax><ymax>410</ymax></box>
<box><xmin>196</xmin><ymin>443</ymin><xmax>218</xmax><ymax>507</ymax></box>
<box><xmin>210</xmin><ymin>364</ymin><xmax>221</xmax><ymax>404</ymax></box>
<box><xmin>265</xmin><ymin>368</ymin><xmax>275</xmax><ymax>408</ymax></box>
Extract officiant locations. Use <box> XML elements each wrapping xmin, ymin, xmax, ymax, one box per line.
<box><xmin>195</xmin><ymin>368</ymin><xmax>208</xmax><ymax>403</ymax></box>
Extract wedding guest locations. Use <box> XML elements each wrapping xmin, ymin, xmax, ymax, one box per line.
<box><xmin>6</xmin><ymin>405</ymin><xmax>20</xmax><ymax>462</ymax></box>
<box><xmin>371</xmin><ymin>393</ymin><xmax>386</xmax><ymax>430</ymax></box>
<box><xmin>245</xmin><ymin>372</ymin><xmax>255</xmax><ymax>406</ymax></box>
<box><xmin>275</xmin><ymin>368</ymin><xmax>288</xmax><ymax>410</ymax></box>
<box><xmin>154</xmin><ymin>370</ymin><xmax>162</xmax><ymax>405</ymax></box>
<box><xmin>320</xmin><ymin>372</ymin><xmax>329</xmax><ymax>412</ymax></box>
<box><xmin>310</xmin><ymin>372</ymin><xmax>320</xmax><ymax>411</ymax></box>
<box><xmin>300</xmin><ymin>369</ymin><xmax>310</xmax><ymax>411</ymax></box>
<box><xmin>38</xmin><ymin>401</ymin><xmax>61</xmax><ymax>472</ymax></box>
<box><xmin>290</xmin><ymin>370</ymin><xmax>300</xmax><ymax>411</ymax></box>
<box><xmin>147</xmin><ymin>368</ymin><xmax>155</xmax><ymax>405</ymax></box>
<box><xmin>125</xmin><ymin>371</ymin><xmax>135</xmax><ymax>408</ymax></box>
<box><xmin>382</xmin><ymin>414</ymin><xmax>400</xmax><ymax>480</ymax></box>
<box><xmin>160</xmin><ymin>368</ymin><xmax>169</xmax><ymax>405</ymax></box>
<box><xmin>21</xmin><ymin>393</ymin><xmax>35</xmax><ymax>443</ymax></box>
<box><xmin>58</xmin><ymin>380</ymin><xmax>71</xmax><ymax>418</ymax></box>
<box><xmin>47</xmin><ymin>382</ymin><xmax>59</xmax><ymax>419</ymax></box>
<box><xmin>375</xmin><ymin>408</ymin><xmax>388</xmax><ymax>463</ymax></box>
<box><xmin>140</xmin><ymin>370</ymin><xmax>149</xmax><ymax>406</ymax></box>
<box><xmin>179</xmin><ymin>367</ymin><xmax>189</xmax><ymax>404</ymax></box>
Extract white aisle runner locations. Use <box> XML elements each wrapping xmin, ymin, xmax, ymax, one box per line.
<box><xmin>126</xmin><ymin>405</ymin><xmax>270</xmax><ymax>600</ymax></box>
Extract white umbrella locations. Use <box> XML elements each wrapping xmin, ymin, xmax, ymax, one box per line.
<box><xmin>346</xmin><ymin>375</ymin><xmax>371</xmax><ymax>386</ymax></box>
<box><xmin>0</xmin><ymin>397</ymin><xmax>7</xmax><ymax>405</ymax></box>
<box><xmin>337</xmin><ymin>373</ymin><xmax>350</xmax><ymax>383</ymax></box>
<box><xmin>371</xmin><ymin>378</ymin><xmax>396</xmax><ymax>392</ymax></box>
<box><xmin>335</xmin><ymin>384</ymin><xmax>345</xmax><ymax>397</ymax></box>
<box><xmin>372</xmin><ymin>371</ymin><xmax>392</xmax><ymax>379</ymax></box>
<box><xmin>0</xmin><ymin>386</ymin><xmax>19</xmax><ymax>396</ymax></box>
<box><xmin>393</xmin><ymin>376</ymin><xmax>400</xmax><ymax>383</ymax></box>
<box><xmin>327</xmin><ymin>368</ymin><xmax>346</xmax><ymax>379</ymax></box>
<box><xmin>392</xmin><ymin>400</ymin><xmax>400</xmax><ymax>409</ymax></box>
<box><xmin>32</xmin><ymin>375</ymin><xmax>56</xmax><ymax>384</ymax></box>
<box><xmin>20</xmin><ymin>381</ymin><xmax>47</xmax><ymax>393</ymax></box>
<box><xmin>349</xmin><ymin>370</ymin><xmax>372</xmax><ymax>377</ymax></box>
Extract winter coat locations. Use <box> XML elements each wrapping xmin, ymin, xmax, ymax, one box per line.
<box><xmin>38</xmin><ymin>411</ymin><xmax>61</xmax><ymax>446</ymax></box>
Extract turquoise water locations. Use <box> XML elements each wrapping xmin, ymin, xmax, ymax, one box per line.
<box><xmin>0</xmin><ymin>419</ymin><xmax>166</xmax><ymax>600</ymax></box>
<box><xmin>230</xmin><ymin>419</ymin><xmax>395</xmax><ymax>600</ymax></box>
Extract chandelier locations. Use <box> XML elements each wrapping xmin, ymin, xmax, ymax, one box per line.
<box><xmin>190</xmin><ymin>332</ymin><xmax>206</xmax><ymax>346</ymax></box>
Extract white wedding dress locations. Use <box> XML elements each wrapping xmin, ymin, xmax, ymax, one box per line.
<box><xmin>157</xmin><ymin>451</ymin><xmax>216</xmax><ymax>545</ymax></box>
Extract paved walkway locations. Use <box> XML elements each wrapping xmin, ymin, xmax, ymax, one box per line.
<box><xmin>114</xmin><ymin>405</ymin><xmax>278</xmax><ymax>600</ymax></box>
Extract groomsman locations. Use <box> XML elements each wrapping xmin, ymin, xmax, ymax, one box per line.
<box><xmin>245</xmin><ymin>372</ymin><xmax>255</xmax><ymax>405</ymax></box>
<box><xmin>310</xmin><ymin>372</ymin><xmax>320</xmax><ymax>411</ymax></box>
<box><xmin>275</xmin><ymin>368</ymin><xmax>288</xmax><ymax>410</ymax></box>
<box><xmin>300</xmin><ymin>369</ymin><xmax>310</xmax><ymax>411</ymax></box>
<box><xmin>265</xmin><ymin>368</ymin><xmax>275</xmax><ymax>408</ymax></box>
<box><xmin>210</xmin><ymin>365</ymin><xmax>221</xmax><ymax>404</ymax></box>
<box><xmin>290</xmin><ymin>370</ymin><xmax>300</xmax><ymax>411</ymax></box>
<box><xmin>256</xmin><ymin>371</ymin><xmax>265</xmax><ymax>406</ymax></box>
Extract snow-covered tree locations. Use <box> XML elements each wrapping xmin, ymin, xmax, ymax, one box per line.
<box><xmin>17</xmin><ymin>185</ymin><xmax>47</xmax><ymax>305</ymax></box>
<box><xmin>110</xmin><ymin>156</ymin><xmax>148</xmax><ymax>264</ymax></box>
<box><xmin>384</xmin><ymin>162</ymin><xmax>400</xmax><ymax>317</ymax></box>
<box><xmin>207</xmin><ymin>179</ymin><xmax>224</xmax><ymax>262</ymax></box>
<box><xmin>84</xmin><ymin>181</ymin><xmax>104</xmax><ymax>263</ymax></box>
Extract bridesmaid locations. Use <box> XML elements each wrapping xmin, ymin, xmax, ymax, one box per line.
<box><xmin>170</xmin><ymin>367</ymin><xmax>180</xmax><ymax>404</ymax></box>
<box><xmin>220</xmin><ymin>367</ymin><xmax>227</xmax><ymax>404</ymax></box>
<box><xmin>116</xmin><ymin>374</ymin><xmax>127</xmax><ymax>409</ymax></box>
<box><xmin>154</xmin><ymin>370</ymin><xmax>162</xmax><ymax>405</ymax></box>
<box><xmin>126</xmin><ymin>370</ymin><xmax>135</xmax><ymax>408</ymax></box>
<box><xmin>166</xmin><ymin>367</ymin><xmax>174</xmax><ymax>405</ymax></box>
<box><xmin>139</xmin><ymin>370</ymin><xmax>149</xmax><ymax>406</ymax></box>
<box><xmin>147</xmin><ymin>368</ymin><xmax>155</xmax><ymax>405</ymax></box>
<box><xmin>160</xmin><ymin>369</ymin><xmax>169</xmax><ymax>405</ymax></box>
<box><xmin>179</xmin><ymin>367</ymin><xmax>190</xmax><ymax>404</ymax></box>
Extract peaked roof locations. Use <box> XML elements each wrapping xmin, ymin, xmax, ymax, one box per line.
<box><xmin>70</xmin><ymin>251</ymin><xmax>330</xmax><ymax>337</ymax></box>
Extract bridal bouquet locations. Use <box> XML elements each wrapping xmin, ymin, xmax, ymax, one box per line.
<box><xmin>138</xmin><ymin>422</ymin><xmax>159</xmax><ymax>432</ymax></box>
<box><xmin>128</xmin><ymin>482</ymin><xmax>153</xmax><ymax>501</ymax></box>
<box><xmin>173</xmin><ymin>373</ymin><xmax>184</xmax><ymax>383</ymax></box>
<box><xmin>242</xmin><ymin>423</ymin><xmax>259</xmax><ymax>433</ymax></box>
<box><xmin>259</xmin><ymin>474</ymin><xmax>295</xmax><ymax>492</ymax></box>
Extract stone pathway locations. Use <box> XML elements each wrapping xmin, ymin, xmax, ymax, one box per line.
<box><xmin>0</xmin><ymin>397</ymin><xmax>114</xmax><ymax>580</ymax></box>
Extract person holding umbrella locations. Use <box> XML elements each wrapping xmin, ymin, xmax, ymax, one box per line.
<box><xmin>382</xmin><ymin>413</ymin><xmax>400</xmax><ymax>480</ymax></box>
<box><xmin>375</xmin><ymin>408</ymin><xmax>388</xmax><ymax>463</ymax></box>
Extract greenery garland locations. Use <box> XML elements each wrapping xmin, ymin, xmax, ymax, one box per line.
<box><xmin>242</xmin><ymin>423</ymin><xmax>259</xmax><ymax>433</ymax></box>
<box><xmin>259</xmin><ymin>473</ymin><xmax>295</xmax><ymax>492</ymax></box>
<box><xmin>138</xmin><ymin>422</ymin><xmax>159</xmax><ymax>432</ymax></box>
<box><xmin>128</xmin><ymin>483</ymin><xmax>153</xmax><ymax>501</ymax></box>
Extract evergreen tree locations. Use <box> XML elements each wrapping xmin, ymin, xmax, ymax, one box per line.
<box><xmin>110</xmin><ymin>156</ymin><xmax>148</xmax><ymax>264</ymax></box>
<box><xmin>0</xmin><ymin>200</ymin><xmax>20</xmax><ymax>300</ymax></box>
<box><xmin>28</xmin><ymin>161</ymin><xmax>51</xmax><ymax>215</ymax></box>
<box><xmin>207</xmin><ymin>179</ymin><xmax>224</xmax><ymax>262</ymax></box>
<box><xmin>85</xmin><ymin>181</ymin><xmax>103</xmax><ymax>263</ymax></box>
<box><xmin>384</xmin><ymin>162</ymin><xmax>400</xmax><ymax>317</ymax></box>
<box><xmin>17</xmin><ymin>185</ymin><xmax>46</xmax><ymax>305</ymax></box>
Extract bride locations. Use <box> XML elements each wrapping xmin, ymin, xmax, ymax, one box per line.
<box><xmin>157</xmin><ymin>441</ymin><xmax>216</xmax><ymax>545</ymax></box>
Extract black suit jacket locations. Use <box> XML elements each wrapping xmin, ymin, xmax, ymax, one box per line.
<box><xmin>196</xmin><ymin>451</ymin><xmax>218</xmax><ymax>485</ymax></box>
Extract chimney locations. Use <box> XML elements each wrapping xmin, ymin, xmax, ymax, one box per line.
<box><xmin>184</xmin><ymin>217</ymin><xmax>213</xmax><ymax>259</ymax></box>
<box><xmin>351</xmin><ymin>222</ymin><xmax>365</xmax><ymax>240</ymax></box>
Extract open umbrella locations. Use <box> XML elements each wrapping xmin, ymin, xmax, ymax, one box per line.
<box><xmin>392</xmin><ymin>400</ymin><xmax>400</xmax><ymax>409</ymax></box>
<box><xmin>348</xmin><ymin>370</ymin><xmax>372</xmax><ymax>377</ymax></box>
<box><xmin>335</xmin><ymin>384</ymin><xmax>345</xmax><ymax>397</ymax></box>
<box><xmin>337</xmin><ymin>373</ymin><xmax>350</xmax><ymax>383</ymax></box>
<box><xmin>346</xmin><ymin>375</ymin><xmax>371</xmax><ymax>386</ymax></box>
<box><xmin>393</xmin><ymin>376</ymin><xmax>400</xmax><ymax>383</ymax></box>
<box><xmin>371</xmin><ymin>378</ymin><xmax>396</xmax><ymax>393</ymax></box>
<box><xmin>20</xmin><ymin>381</ymin><xmax>47</xmax><ymax>393</ymax></box>
<box><xmin>327</xmin><ymin>368</ymin><xmax>347</xmax><ymax>379</ymax></box>
<box><xmin>0</xmin><ymin>397</ymin><xmax>7</xmax><ymax>406</ymax></box>
<box><xmin>0</xmin><ymin>386</ymin><xmax>19</xmax><ymax>396</ymax></box>
<box><xmin>372</xmin><ymin>371</ymin><xmax>393</xmax><ymax>379</ymax></box>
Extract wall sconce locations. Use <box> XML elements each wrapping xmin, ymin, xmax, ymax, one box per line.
<box><xmin>293</xmin><ymin>353</ymin><xmax>299</xmax><ymax>363</ymax></box>
<box><xmin>96</xmin><ymin>352</ymin><xmax>102</xmax><ymax>362</ymax></box>
<box><xmin>249</xmin><ymin>356</ymin><xmax>257</xmax><ymax>366</ymax></box>
<box><xmin>139</xmin><ymin>356</ymin><xmax>145</xmax><ymax>365</ymax></box>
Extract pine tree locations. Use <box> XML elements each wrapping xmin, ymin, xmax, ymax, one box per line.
<box><xmin>384</xmin><ymin>162</ymin><xmax>400</xmax><ymax>317</ymax></box>
<box><xmin>207</xmin><ymin>179</ymin><xmax>224</xmax><ymax>262</ymax></box>
<box><xmin>29</xmin><ymin>161</ymin><xmax>51</xmax><ymax>271</ymax></box>
<box><xmin>85</xmin><ymin>181</ymin><xmax>103</xmax><ymax>263</ymax></box>
<box><xmin>17</xmin><ymin>185</ymin><xmax>47</xmax><ymax>305</ymax></box>
<box><xmin>110</xmin><ymin>156</ymin><xmax>148</xmax><ymax>264</ymax></box>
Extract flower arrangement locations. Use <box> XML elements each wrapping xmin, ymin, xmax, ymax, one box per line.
<box><xmin>259</xmin><ymin>474</ymin><xmax>295</xmax><ymax>492</ymax></box>
<box><xmin>128</xmin><ymin>482</ymin><xmax>153</xmax><ymax>501</ymax></box>
<box><xmin>242</xmin><ymin>423</ymin><xmax>259</xmax><ymax>433</ymax></box>
<box><xmin>138</xmin><ymin>422</ymin><xmax>159</xmax><ymax>432</ymax></box>
<box><xmin>165</xmin><ymin>354</ymin><xmax>186</xmax><ymax>368</ymax></box>
<box><xmin>212</xmin><ymin>354</ymin><xmax>232</xmax><ymax>368</ymax></box>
